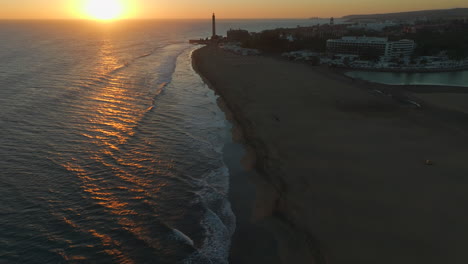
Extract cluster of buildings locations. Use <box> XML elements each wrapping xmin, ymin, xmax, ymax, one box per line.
<box><xmin>347</xmin><ymin>21</ymin><xmax>398</xmax><ymax>31</ymax></box>
<box><xmin>286</xmin><ymin>23</ymin><xmax>348</xmax><ymax>39</ymax></box>
<box><xmin>192</xmin><ymin>13</ymin><xmax>468</xmax><ymax>71</ymax></box>
<box><xmin>220</xmin><ymin>43</ymin><xmax>260</xmax><ymax>56</ymax></box>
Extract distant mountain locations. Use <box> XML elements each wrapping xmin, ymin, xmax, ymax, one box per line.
<box><xmin>343</xmin><ymin>8</ymin><xmax>468</xmax><ymax>22</ymax></box>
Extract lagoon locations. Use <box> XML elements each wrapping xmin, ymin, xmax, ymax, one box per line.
<box><xmin>346</xmin><ymin>70</ymin><xmax>468</xmax><ymax>87</ymax></box>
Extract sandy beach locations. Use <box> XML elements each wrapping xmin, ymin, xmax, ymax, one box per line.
<box><xmin>193</xmin><ymin>45</ymin><xmax>468</xmax><ymax>264</ymax></box>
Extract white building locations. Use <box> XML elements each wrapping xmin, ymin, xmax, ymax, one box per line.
<box><xmin>386</xmin><ymin>39</ymin><xmax>415</xmax><ymax>58</ymax></box>
<box><xmin>327</xmin><ymin>36</ymin><xmax>415</xmax><ymax>60</ymax></box>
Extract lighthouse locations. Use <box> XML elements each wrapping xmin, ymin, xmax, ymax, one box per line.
<box><xmin>212</xmin><ymin>13</ymin><xmax>216</xmax><ymax>39</ymax></box>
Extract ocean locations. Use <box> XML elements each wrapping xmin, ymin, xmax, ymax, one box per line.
<box><xmin>0</xmin><ymin>19</ymin><xmax>321</xmax><ymax>263</ymax></box>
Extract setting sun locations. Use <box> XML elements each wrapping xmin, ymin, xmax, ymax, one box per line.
<box><xmin>84</xmin><ymin>0</ymin><xmax>125</xmax><ymax>20</ymax></box>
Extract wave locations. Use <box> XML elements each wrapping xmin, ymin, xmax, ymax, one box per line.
<box><xmin>171</xmin><ymin>228</ymin><xmax>195</xmax><ymax>247</ymax></box>
<box><xmin>137</xmin><ymin>44</ymin><xmax>193</xmax><ymax>116</ymax></box>
<box><xmin>185</xmin><ymin>167</ymin><xmax>236</xmax><ymax>264</ymax></box>
<box><xmin>135</xmin><ymin>52</ymin><xmax>154</xmax><ymax>60</ymax></box>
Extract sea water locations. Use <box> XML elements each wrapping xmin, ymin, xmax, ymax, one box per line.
<box><xmin>346</xmin><ymin>70</ymin><xmax>468</xmax><ymax>87</ymax></box>
<box><xmin>0</xmin><ymin>19</ymin><xmax>319</xmax><ymax>263</ymax></box>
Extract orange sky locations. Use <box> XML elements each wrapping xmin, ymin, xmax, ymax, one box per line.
<box><xmin>0</xmin><ymin>0</ymin><xmax>467</xmax><ymax>19</ymax></box>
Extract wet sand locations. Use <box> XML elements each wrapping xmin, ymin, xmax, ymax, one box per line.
<box><xmin>193</xmin><ymin>45</ymin><xmax>468</xmax><ymax>264</ymax></box>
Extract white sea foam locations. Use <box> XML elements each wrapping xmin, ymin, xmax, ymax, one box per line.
<box><xmin>171</xmin><ymin>228</ymin><xmax>195</xmax><ymax>247</ymax></box>
<box><xmin>148</xmin><ymin>46</ymin><xmax>236</xmax><ymax>264</ymax></box>
<box><xmin>192</xmin><ymin>167</ymin><xmax>236</xmax><ymax>263</ymax></box>
<box><xmin>182</xmin><ymin>164</ymin><xmax>235</xmax><ymax>264</ymax></box>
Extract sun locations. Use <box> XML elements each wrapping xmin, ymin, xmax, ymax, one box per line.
<box><xmin>84</xmin><ymin>0</ymin><xmax>125</xmax><ymax>20</ymax></box>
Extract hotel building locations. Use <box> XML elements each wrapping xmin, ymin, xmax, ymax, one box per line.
<box><xmin>326</xmin><ymin>36</ymin><xmax>415</xmax><ymax>59</ymax></box>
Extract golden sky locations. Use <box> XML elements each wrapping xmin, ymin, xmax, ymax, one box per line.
<box><xmin>0</xmin><ymin>0</ymin><xmax>467</xmax><ymax>19</ymax></box>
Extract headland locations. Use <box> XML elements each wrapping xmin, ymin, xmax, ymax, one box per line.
<box><xmin>193</xmin><ymin>45</ymin><xmax>468</xmax><ymax>264</ymax></box>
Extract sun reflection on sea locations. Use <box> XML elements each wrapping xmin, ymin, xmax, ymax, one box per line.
<box><xmin>54</xmin><ymin>38</ymin><xmax>173</xmax><ymax>261</ymax></box>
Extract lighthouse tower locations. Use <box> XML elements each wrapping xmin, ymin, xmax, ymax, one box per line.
<box><xmin>212</xmin><ymin>13</ymin><xmax>216</xmax><ymax>39</ymax></box>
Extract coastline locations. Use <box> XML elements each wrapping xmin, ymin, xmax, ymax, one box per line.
<box><xmin>192</xmin><ymin>46</ymin><xmax>333</xmax><ymax>263</ymax></box>
<box><xmin>334</xmin><ymin>66</ymin><xmax>468</xmax><ymax>73</ymax></box>
<box><xmin>192</xmin><ymin>45</ymin><xmax>468</xmax><ymax>264</ymax></box>
<box><xmin>191</xmin><ymin>47</ymin><xmax>283</xmax><ymax>264</ymax></box>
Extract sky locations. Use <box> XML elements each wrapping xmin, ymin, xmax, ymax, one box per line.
<box><xmin>0</xmin><ymin>0</ymin><xmax>467</xmax><ymax>19</ymax></box>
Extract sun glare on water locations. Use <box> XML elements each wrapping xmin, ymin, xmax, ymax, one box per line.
<box><xmin>84</xmin><ymin>0</ymin><xmax>126</xmax><ymax>20</ymax></box>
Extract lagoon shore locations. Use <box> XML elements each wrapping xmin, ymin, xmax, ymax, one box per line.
<box><xmin>192</xmin><ymin>45</ymin><xmax>468</xmax><ymax>264</ymax></box>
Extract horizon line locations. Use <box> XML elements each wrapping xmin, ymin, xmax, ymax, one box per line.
<box><xmin>1</xmin><ymin>6</ymin><xmax>467</xmax><ymax>21</ymax></box>
<box><xmin>0</xmin><ymin>17</ymin><xmax>338</xmax><ymax>21</ymax></box>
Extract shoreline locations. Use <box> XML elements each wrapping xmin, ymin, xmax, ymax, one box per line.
<box><xmin>192</xmin><ymin>45</ymin><xmax>468</xmax><ymax>264</ymax></box>
<box><xmin>339</xmin><ymin>69</ymin><xmax>468</xmax><ymax>88</ymax></box>
<box><xmin>334</xmin><ymin>66</ymin><xmax>468</xmax><ymax>73</ymax></box>
<box><xmin>192</xmin><ymin>46</ymin><xmax>331</xmax><ymax>263</ymax></box>
<box><xmin>191</xmin><ymin>47</ymin><xmax>284</xmax><ymax>264</ymax></box>
<box><xmin>267</xmin><ymin>55</ymin><xmax>468</xmax><ymax>92</ymax></box>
